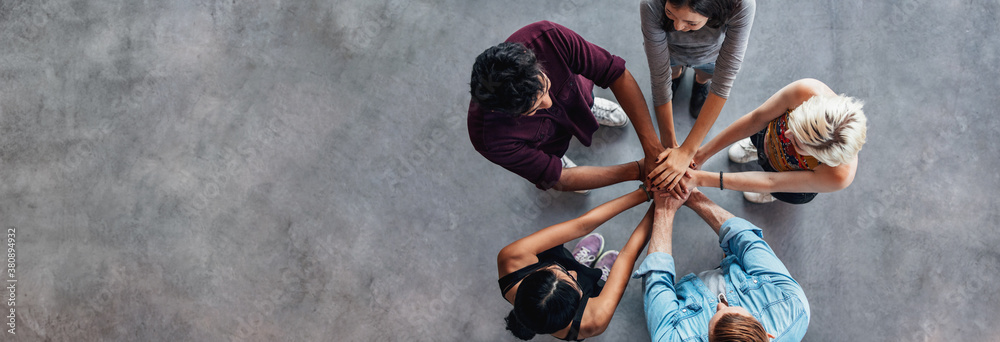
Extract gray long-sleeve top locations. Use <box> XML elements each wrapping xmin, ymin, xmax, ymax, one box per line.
<box><xmin>640</xmin><ymin>0</ymin><xmax>755</xmax><ymax>106</ymax></box>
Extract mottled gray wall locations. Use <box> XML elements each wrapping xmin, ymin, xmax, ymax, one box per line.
<box><xmin>0</xmin><ymin>0</ymin><xmax>997</xmax><ymax>341</ymax></box>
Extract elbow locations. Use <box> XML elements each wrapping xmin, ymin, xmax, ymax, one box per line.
<box><xmin>590</xmin><ymin>324</ymin><xmax>610</xmax><ymax>338</ymax></box>
<box><xmin>793</xmin><ymin>78</ymin><xmax>824</xmax><ymax>88</ymax></box>
<box><xmin>832</xmin><ymin>166</ymin><xmax>857</xmax><ymax>191</ymax></box>
<box><xmin>497</xmin><ymin>246</ymin><xmax>511</xmax><ymax>265</ymax></box>
<box><xmin>819</xmin><ymin>172</ymin><xmax>854</xmax><ymax>193</ymax></box>
<box><xmin>581</xmin><ymin>315</ymin><xmax>612</xmax><ymax>338</ymax></box>
<box><xmin>610</xmin><ymin>68</ymin><xmax>633</xmax><ymax>89</ymax></box>
<box><xmin>832</xmin><ymin>174</ymin><xmax>854</xmax><ymax>192</ymax></box>
<box><xmin>497</xmin><ymin>245</ymin><xmax>521</xmax><ymax>266</ymax></box>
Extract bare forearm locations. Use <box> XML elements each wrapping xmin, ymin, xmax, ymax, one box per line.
<box><xmin>696</xmin><ymin>110</ymin><xmax>763</xmax><ymax>164</ymax></box>
<box><xmin>582</xmin><ymin>207</ymin><xmax>654</xmax><ymax>338</ymax></box>
<box><xmin>690</xmin><ymin>169</ymin><xmax>844</xmax><ymax>194</ymax></box>
<box><xmin>619</xmin><ymin>206</ymin><xmax>654</xmax><ymax>265</ymax></box>
<box><xmin>683</xmin><ymin>191</ymin><xmax>733</xmax><ymax>236</ymax></box>
<box><xmin>648</xmin><ymin>207</ymin><xmax>675</xmax><ymax>254</ymax></box>
<box><xmin>610</xmin><ymin>69</ymin><xmax>662</xmax><ymax>157</ymax></box>
<box><xmin>575</xmin><ymin>189</ymin><xmax>648</xmax><ymax>230</ymax></box>
<box><xmin>553</xmin><ymin>162</ymin><xmax>641</xmax><ymax>191</ymax></box>
<box><xmin>654</xmin><ymin>103</ymin><xmax>678</xmax><ymax>148</ymax></box>
<box><xmin>679</xmin><ymin>94</ymin><xmax>726</xmax><ymax>154</ymax></box>
<box><xmin>599</xmin><ymin>208</ymin><xmax>653</xmax><ymax>297</ymax></box>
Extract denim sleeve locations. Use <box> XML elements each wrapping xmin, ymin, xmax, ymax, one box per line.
<box><xmin>719</xmin><ymin>218</ymin><xmax>793</xmax><ymax>280</ymax></box>
<box><xmin>632</xmin><ymin>252</ymin><xmax>681</xmax><ymax>341</ymax></box>
<box><xmin>719</xmin><ymin>218</ymin><xmax>810</xmax><ymax>318</ymax></box>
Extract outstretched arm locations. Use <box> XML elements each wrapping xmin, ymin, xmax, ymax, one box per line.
<box><xmin>581</xmin><ymin>187</ymin><xmax>688</xmax><ymax>338</ymax></box>
<box><xmin>609</xmin><ymin>68</ymin><xmax>664</xmax><ymax>177</ymax></box>
<box><xmin>684</xmin><ymin>158</ymin><xmax>857</xmax><ymax>194</ymax></box>
<box><xmin>639</xmin><ymin>0</ymin><xmax>679</xmax><ymax>149</ymax></box>
<box><xmin>498</xmin><ymin>189</ymin><xmax>648</xmax><ymax>276</ymax></box>
<box><xmin>629</xmin><ymin>189</ymin><xmax>688</xmax><ymax>341</ymax></box>
<box><xmin>692</xmin><ymin>78</ymin><xmax>836</xmax><ymax>167</ymax></box>
<box><xmin>578</xmin><ymin>206</ymin><xmax>655</xmax><ymax>338</ymax></box>
<box><xmin>683</xmin><ymin>190</ymin><xmax>734</xmax><ymax>236</ymax></box>
<box><xmin>552</xmin><ymin>160</ymin><xmax>643</xmax><ymax>192</ymax></box>
<box><xmin>648</xmin><ymin>187</ymin><xmax>688</xmax><ymax>254</ymax></box>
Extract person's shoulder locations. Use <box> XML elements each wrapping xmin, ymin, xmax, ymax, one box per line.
<box><xmin>639</xmin><ymin>0</ymin><xmax>664</xmax><ymax>8</ymax></box>
<box><xmin>784</xmin><ymin>78</ymin><xmax>834</xmax><ymax>103</ymax></box>
<box><xmin>509</xmin><ymin>21</ymin><xmax>581</xmax><ymax>48</ymax></box>
<box><xmin>764</xmin><ymin>288</ymin><xmax>810</xmax><ymax>342</ymax></box>
<box><xmin>516</xmin><ymin>21</ymin><xmax>566</xmax><ymax>36</ymax></box>
<box><xmin>724</xmin><ymin>0</ymin><xmax>755</xmax><ymax>26</ymax></box>
<box><xmin>733</xmin><ymin>0</ymin><xmax>756</xmax><ymax>12</ymax></box>
<box><xmin>640</xmin><ymin>0</ymin><xmax>665</xmax><ymax>18</ymax></box>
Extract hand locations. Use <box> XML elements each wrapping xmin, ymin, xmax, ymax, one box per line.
<box><xmin>668</xmin><ymin>171</ymin><xmax>696</xmax><ymax>199</ymax></box>
<box><xmin>691</xmin><ymin>148</ymin><xmax>707</xmax><ymax>171</ymax></box>
<box><xmin>653</xmin><ymin>186</ymin><xmax>688</xmax><ymax>211</ymax></box>
<box><xmin>647</xmin><ymin>147</ymin><xmax>694</xmax><ymax>192</ymax></box>
<box><xmin>634</xmin><ymin>157</ymin><xmax>646</xmax><ymax>182</ymax></box>
<box><xmin>642</xmin><ymin>146</ymin><xmax>665</xmax><ymax>184</ymax></box>
<box><xmin>683</xmin><ymin>187</ymin><xmax>704</xmax><ymax>207</ymax></box>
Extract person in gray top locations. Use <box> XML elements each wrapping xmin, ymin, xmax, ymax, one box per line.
<box><xmin>640</xmin><ymin>0</ymin><xmax>755</xmax><ymax>195</ymax></box>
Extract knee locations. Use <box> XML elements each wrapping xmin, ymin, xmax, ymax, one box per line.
<box><xmin>694</xmin><ymin>69</ymin><xmax>713</xmax><ymax>83</ymax></box>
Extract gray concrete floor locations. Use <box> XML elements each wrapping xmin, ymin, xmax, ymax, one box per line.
<box><xmin>1</xmin><ymin>0</ymin><xmax>998</xmax><ymax>341</ymax></box>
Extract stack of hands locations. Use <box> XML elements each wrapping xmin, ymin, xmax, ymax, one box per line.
<box><xmin>640</xmin><ymin>146</ymin><xmax>708</xmax><ymax>200</ymax></box>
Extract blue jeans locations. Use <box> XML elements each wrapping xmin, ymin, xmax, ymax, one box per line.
<box><xmin>669</xmin><ymin>58</ymin><xmax>715</xmax><ymax>76</ymax></box>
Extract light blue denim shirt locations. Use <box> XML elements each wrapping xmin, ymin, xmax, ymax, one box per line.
<box><xmin>632</xmin><ymin>218</ymin><xmax>810</xmax><ymax>341</ymax></box>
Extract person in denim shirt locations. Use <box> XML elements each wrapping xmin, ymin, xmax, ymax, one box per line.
<box><xmin>633</xmin><ymin>189</ymin><xmax>809</xmax><ymax>341</ymax></box>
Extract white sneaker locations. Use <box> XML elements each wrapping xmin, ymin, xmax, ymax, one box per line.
<box><xmin>743</xmin><ymin>191</ymin><xmax>776</xmax><ymax>203</ymax></box>
<box><xmin>591</xmin><ymin>97</ymin><xmax>629</xmax><ymax>127</ymax></box>
<box><xmin>561</xmin><ymin>155</ymin><xmax>590</xmax><ymax>195</ymax></box>
<box><xmin>728</xmin><ymin>138</ymin><xmax>758</xmax><ymax>163</ymax></box>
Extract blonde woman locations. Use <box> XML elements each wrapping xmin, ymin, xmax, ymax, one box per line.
<box><xmin>659</xmin><ymin>78</ymin><xmax>867</xmax><ymax>203</ymax></box>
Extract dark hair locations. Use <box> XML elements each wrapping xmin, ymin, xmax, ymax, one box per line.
<box><xmin>709</xmin><ymin>312</ymin><xmax>768</xmax><ymax>342</ymax></box>
<box><xmin>469</xmin><ymin>42</ymin><xmax>545</xmax><ymax>115</ymax></box>
<box><xmin>663</xmin><ymin>0</ymin><xmax>738</xmax><ymax>30</ymax></box>
<box><xmin>503</xmin><ymin>269</ymin><xmax>581</xmax><ymax>340</ymax></box>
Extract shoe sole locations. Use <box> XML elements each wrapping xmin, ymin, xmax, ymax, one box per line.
<box><xmin>743</xmin><ymin>192</ymin><xmax>776</xmax><ymax>204</ymax></box>
<box><xmin>598</xmin><ymin>119</ymin><xmax>629</xmax><ymax>128</ymax></box>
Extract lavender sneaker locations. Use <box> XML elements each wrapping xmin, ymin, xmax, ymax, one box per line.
<box><xmin>571</xmin><ymin>233</ymin><xmax>604</xmax><ymax>267</ymax></box>
<box><xmin>594</xmin><ymin>250</ymin><xmax>619</xmax><ymax>282</ymax></box>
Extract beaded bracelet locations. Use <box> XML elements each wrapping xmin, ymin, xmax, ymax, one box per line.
<box><xmin>639</xmin><ymin>184</ymin><xmax>653</xmax><ymax>202</ymax></box>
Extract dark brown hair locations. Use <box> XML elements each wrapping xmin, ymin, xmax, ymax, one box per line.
<box><xmin>710</xmin><ymin>312</ymin><xmax>768</xmax><ymax>342</ymax></box>
<box><xmin>663</xmin><ymin>0</ymin><xmax>739</xmax><ymax>30</ymax></box>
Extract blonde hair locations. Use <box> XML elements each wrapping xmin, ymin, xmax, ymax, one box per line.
<box><xmin>786</xmin><ymin>95</ymin><xmax>867</xmax><ymax>166</ymax></box>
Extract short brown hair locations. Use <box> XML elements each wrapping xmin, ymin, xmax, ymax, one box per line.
<box><xmin>709</xmin><ymin>313</ymin><xmax>768</xmax><ymax>342</ymax></box>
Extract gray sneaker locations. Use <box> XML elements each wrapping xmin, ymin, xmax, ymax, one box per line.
<box><xmin>571</xmin><ymin>233</ymin><xmax>605</xmax><ymax>267</ymax></box>
<box><xmin>594</xmin><ymin>250</ymin><xmax>619</xmax><ymax>282</ymax></box>
<box><xmin>591</xmin><ymin>97</ymin><xmax>628</xmax><ymax>127</ymax></box>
